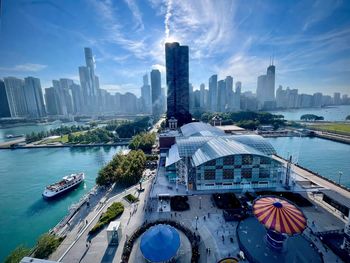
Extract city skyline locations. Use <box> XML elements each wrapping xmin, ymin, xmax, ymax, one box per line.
<box><xmin>0</xmin><ymin>0</ymin><xmax>349</xmax><ymax>96</ymax></box>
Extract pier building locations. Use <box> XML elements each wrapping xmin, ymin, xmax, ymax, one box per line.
<box><xmin>164</xmin><ymin>122</ymin><xmax>282</xmax><ymax>191</ymax></box>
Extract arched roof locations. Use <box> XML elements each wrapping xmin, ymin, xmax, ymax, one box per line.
<box><xmin>180</xmin><ymin>122</ymin><xmax>225</xmax><ymax>137</ymax></box>
<box><xmin>225</xmin><ymin>135</ymin><xmax>276</xmax><ymax>155</ymax></box>
<box><xmin>192</xmin><ymin>137</ymin><xmax>269</xmax><ymax>167</ymax></box>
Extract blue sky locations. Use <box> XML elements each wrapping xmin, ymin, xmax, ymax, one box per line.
<box><xmin>0</xmin><ymin>0</ymin><xmax>349</xmax><ymax>96</ymax></box>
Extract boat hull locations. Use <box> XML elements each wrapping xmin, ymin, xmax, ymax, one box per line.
<box><xmin>42</xmin><ymin>180</ymin><xmax>83</xmax><ymax>200</ymax></box>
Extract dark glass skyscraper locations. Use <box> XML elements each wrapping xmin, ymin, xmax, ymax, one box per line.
<box><xmin>165</xmin><ymin>42</ymin><xmax>191</xmax><ymax>126</ymax></box>
<box><xmin>0</xmin><ymin>80</ymin><xmax>11</xmax><ymax>117</ymax></box>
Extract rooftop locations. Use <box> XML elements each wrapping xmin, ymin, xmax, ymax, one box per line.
<box><xmin>180</xmin><ymin>122</ymin><xmax>225</xmax><ymax>137</ymax></box>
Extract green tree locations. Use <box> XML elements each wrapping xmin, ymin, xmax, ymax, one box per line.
<box><xmin>346</xmin><ymin>115</ymin><xmax>350</xmax><ymax>121</ymax></box>
<box><xmin>5</xmin><ymin>246</ymin><xmax>31</xmax><ymax>263</ymax></box>
<box><xmin>33</xmin><ymin>233</ymin><xmax>62</xmax><ymax>259</ymax></box>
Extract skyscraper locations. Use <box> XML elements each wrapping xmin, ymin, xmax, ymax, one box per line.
<box><xmin>151</xmin><ymin>69</ymin><xmax>162</xmax><ymax>118</ymax></box>
<box><xmin>141</xmin><ymin>74</ymin><xmax>151</xmax><ymax>113</ymax></box>
<box><xmin>165</xmin><ymin>42</ymin><xmax>191</xmax><ymax>126</ymax></box>
<box><xmin>233</xmin><ymin>81</ymin><xmax>241</xmax><ymax>111</ymax></box>
<box><xmin>0</xmin><ymin>80</ymin><xmax>11</xmax><ymax>117</ymax></box>
<box><xmin>79</xmin><ymin>47</ymin><xmax>100</xmax><ymax>113</ymax></box>
<box><xmin>199</xmin><ymin>83</ymin><xmax>206</xmax><ymax>109</ymax></box>
<box><xmin>256</xmin><ymin>63</ymin><xmax>276</xmax><ymax>109</ymax></box>
<box><xmin>3</xmin><ymin>77</ymin><xmax>27</xmax><ymax>117</ymax></box>
<box><xmin>44</xmin><ymin>87</ymin><xmax>60</xmax><ymax>115</ymax></box>
<box><xmin>209</xmin><ymin>74</ymin><xmax>218</xmax><ymax>112</ymax></box>
<box><xmin>256</xmin><ymin>74</ymin><xmax>266</xmax><ymax>108</ymax></box>
<box><xmin>225</xmin><ymin>76</ymin><xmax>233</xmax><ymax>111</ymax></box>
<box><xmin>217</xmin><ymin>80</ymin><xmax>226</xmax><ymax>112</ymax></box>
<box><xmin>23</xmin><ymin>77</ymin><xmax>46</xmax><ymax>118</ymax></box>
<box><xmin>266</xmin><ymin>64</ymin><xmax>276</xmax><ymax>101</ymax></box>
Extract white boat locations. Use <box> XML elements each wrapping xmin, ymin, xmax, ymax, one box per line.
<box><xmin>42</xmin><ymin>173</ymin><xmax>85</xmax><ymax>199</ymax></box>
<box><xmin>6</xmin><ymin>134</ymin><xmax>24</xmax><ymax>139</ymax></box>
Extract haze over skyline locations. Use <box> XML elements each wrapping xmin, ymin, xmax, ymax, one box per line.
<box><xmin>0</xmin><ymin>0</ymin><xmax>349</xmax><ymax>96</ymax></box>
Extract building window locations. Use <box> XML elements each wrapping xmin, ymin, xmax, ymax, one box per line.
<box><xmin>206</xmin><ymin>160</ymin><xmax>216</xmax><ymax>166</ymax></box>
<box><xmin>216</xmin><ymin>165</ymin><xmax>223</xmax><ymax>169</ymax></box>
<box><xmin>242</xmin><ymin>155</ymin><xmax>252</xmax><ymax>165</ymax></box>
<box><xmin>223</xmin><ymin>169</ymin><xmax>234</xmax><ymax>179</ymax></box>
<box><xmin>259</xmin><ymin>168</ymin><xmax>270</xmax><ymax>178</ymax></box>
<box><xmin>234</xmin><ymin>165</ymin><xmax>241</xmax><ymax>169</ymax></box>
<box><xmin>223</xmin><ymin>156</ymin><xmax>235</xmax><ymax>165</ymax></box>
<box><xmin>204</xmin><ymin>170</ymin><xmax>216</xmax><ymax>180</ymax></box>
<box><xmin>241</xmin><ymin>168</ymin><xmax>252</xmax><ymax>178</ymax></box>
<box><xmin>197</xmin><ymin>173</ymin><xmax>201</xmax><ymax>180</ymax></box>
<box><xmin>260</xmin><ymin>157</ymin><xmax>271</xmax><ymax>165</ymax></box>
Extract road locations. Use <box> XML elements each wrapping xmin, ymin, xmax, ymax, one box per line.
<box><xmin>274</xmin><ymin>155</ymin><xmax>350</xmax><ymax>200</ymax></box>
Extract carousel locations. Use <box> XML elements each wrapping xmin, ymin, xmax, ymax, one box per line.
<box><xmin>237</xmin><ymin>196</ymin><xmax>323</xmax><ymax>263</ymax></box>
<box><xmin>253</xmin><ymin>196</ymin><xmax>307</xmax><ymax>250</ymax></box>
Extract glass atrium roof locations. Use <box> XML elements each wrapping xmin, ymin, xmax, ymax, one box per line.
<box><xmin>192</xmin><ymin>137</ymin><xmax>269</xmax><ymax>167</ymax></box>
<box><xmin>180</xmin><ymin>122</ymin><xmax>225</xmax><ymax>137</ymax></box>
<box><xmin>225</xmin><ymin>135</ymin><xmax>276</xmax><ymax>155</ymax></box>
<box><xmin>165</xmin><ymin>144</ymin><xmax>181</xmax><ymax>167</ymax></box>
<box><xmin>176</xmin><ymin>136</ymin><xmax>212</xmax><ymax>157</ymax></box>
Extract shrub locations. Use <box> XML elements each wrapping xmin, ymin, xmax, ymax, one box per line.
<box><xmin>124</xmin><ymin>194</ymin><xmax>139</xmax><ymax>203</ymax></box>
<box><xmin>33</xmin><ymin>233</ymin><xmax>63</xmax><ymax>259</ymax></box>
<box><xmin>5</xmin><ymin>246</ymin><xmax>31</xmax><ymax>263</ymax></box>
<box><xmin>89</xmin><ymin>202</ymin><xmax>124</xmax><ymax>235</ymax></box>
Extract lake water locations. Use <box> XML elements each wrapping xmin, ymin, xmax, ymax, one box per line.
<box><xmin>267</xmin><ymin>137</ymin><xmax>350</xmax><ymax>188</ymax></box>
<box><xmin>0</xmin><ymin>146</ymin><xmax>125</xmax><ymax>261</ymax></box>
<box><xmin>269</xmin><ymin>105</ymin><xmax>350</xmax><ymax>121</ymax></box>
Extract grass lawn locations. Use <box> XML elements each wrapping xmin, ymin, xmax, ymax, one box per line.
<box><xmin>41</xmin><ymin>131</ymin><xmax>86</xmax><ymax>144</ymax></box>
<box><xmin>310</xmin><ymin>123</ymin><xmax>350</xmax><ymax>135</ymax></box>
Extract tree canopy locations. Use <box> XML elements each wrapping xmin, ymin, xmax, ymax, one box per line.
<box><xmin>300</xmin><ymin>114</ymin><xmax>324</xmax><ymax>121</ymax></box>
<box><xmin>199</xmin><ymin>111</ymin><xmax>285</xmax><ymax>130</ymax></box>
<box><xmin>346</xmin><ymin>115</ymin><xmax>350</xmax><ymax>121</ymax></box>
<box><xmin>129</xmin><ymin>132</ymin><xmax>156</xmax><ymax>153</ymax></box>
<box><xmin>96</xmin><ymin>150</ymin><xmax>146</xmax><ymax>186</ymax></box>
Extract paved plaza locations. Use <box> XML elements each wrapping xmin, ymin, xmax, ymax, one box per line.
<box><xmin>49</xmin><ymin>161</ymin><xmax>348</xmax><ymax>263</ymax></box>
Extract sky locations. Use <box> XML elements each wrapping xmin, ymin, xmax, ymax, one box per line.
<box><xmin>0</xmin><ymin>0</ymin><xmax>349</xmax><ymax>97</ymax></box>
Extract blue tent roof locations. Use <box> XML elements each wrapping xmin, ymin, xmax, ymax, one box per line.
<box><xmin>140</xmin><ymin>224</ymin><xmax>180</xmax><ymax>262</ymax></box>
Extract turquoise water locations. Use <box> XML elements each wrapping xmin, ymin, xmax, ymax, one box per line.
<box><xmin>268</xmin><ymin>137</ymin><xmax>350</xmax><ymax>187</ymax></box>
<box><xmin>269</xmin><ymin>105</ymin><xmax>350</xmax><ymax>121</ymax></box>
<box><xmin>0</xmin><ymin>146</ymin><xmax>124</xmax><ymax>261</ymax></box>
<box><xmin>0</xmin><ymin>121</ymin><xmax>86</xmax><ymax>143</ymax></box>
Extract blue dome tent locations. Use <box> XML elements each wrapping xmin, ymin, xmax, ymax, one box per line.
<box><xmin>140</xmin><ymin>224</ymin><xmax>181</xmax><ymax>262</ymax></box>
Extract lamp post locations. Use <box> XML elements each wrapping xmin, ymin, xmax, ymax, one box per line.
<box><xmin>195</xmin><ymin>216</ymin><xmax>199</xmax><ymax>230</ymax></box>
<box><xmin>199</xmin><ymin>196</ymin><xmax>202</xmax><ymax>209</ymax></box>
<box><xmin>338</xmin><ymin>171</ymin><xmax>343</xmax><ymax>185</ymax></box>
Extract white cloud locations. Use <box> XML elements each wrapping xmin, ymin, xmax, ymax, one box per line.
<box><xmin>124</xmin><ymin>0</ymin><xmax>144</xmax><ymax>31</ymax></box>
<box><xmin>302</xmin><ymin>0</ymin><xmax>342</xmax><ymax>31</ymax></box>
<box><xmin>0</xmin><ymin>63</ymin><xmax>48</xmax><ymax>72</ymax></box>
<box><xmin>151</xmin><ymin>63</ymin><xmax>166</xmax><ymax>74</ymax></box>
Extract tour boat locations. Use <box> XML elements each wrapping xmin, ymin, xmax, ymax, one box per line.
<box><xmin>42</xmin><ymin>173</ymin><xmax>85</xmax><ymax>199</ymax></box>
<box><xmin>6</xmin><ymin>134</ymin><xmax>24</xmax><ymax>139</ymax></box>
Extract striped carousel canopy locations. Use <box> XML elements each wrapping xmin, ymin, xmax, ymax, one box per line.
<box><xmin>253</xmin><ymin>196</ymin><xmax>307</xmax><ymax>235</ymax></box>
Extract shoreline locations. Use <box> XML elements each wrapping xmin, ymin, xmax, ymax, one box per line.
<box><xmin>0</xmin><ymin>141</ymin><xmax>130</xmax><ymax>150</ymax></box>
<box><xmin>273</xmin><ymin>154</ymin><xmax>350</xmax><ymax>193</ymax></box>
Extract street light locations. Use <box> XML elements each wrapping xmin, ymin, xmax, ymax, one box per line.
<box><xmin>199</xmin><ymin>196</ymin><xmax>202</xmax><ymax>209</ymax></box>
<box><xmin>338</xmin><ymin>171</ymin><xmax>343</xmax><ymax>185</ymax></box>
<box><xmin>195</xmin><ymin>216</ymin><xmax>199</xmax><ymax>230</ymax></box>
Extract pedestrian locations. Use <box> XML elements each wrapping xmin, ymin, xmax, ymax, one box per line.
<box><xmin>86</xmin><ymin>219</ymin><xmax>88</xmax><ymax>225</ymax></box>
